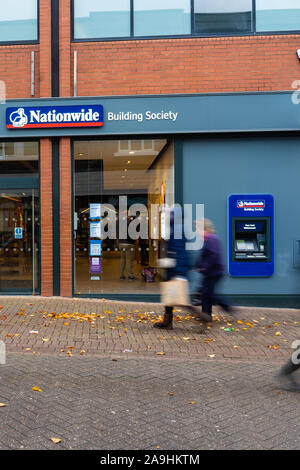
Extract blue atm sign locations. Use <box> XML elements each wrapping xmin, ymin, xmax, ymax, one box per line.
<box><xmin>6</xmin><ymin>105</ymin><xmax>103</xmax><ymax>129</ymax></box>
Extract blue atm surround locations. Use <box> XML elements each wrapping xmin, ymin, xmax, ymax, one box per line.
<box><xmin>228</xmin><ymin>194</ymin><xmax>274</xmax><ymax>277</ymax></box>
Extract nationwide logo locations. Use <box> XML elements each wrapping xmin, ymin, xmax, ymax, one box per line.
<box><xmin>6</xmin><ymin>105</ymin><xmax>103</xmax><ymax>129</ymax></box>
<box><xmin>237</xmin><ymin>200</ymin><xmax>265</xmax><ymax>209</ymax></box>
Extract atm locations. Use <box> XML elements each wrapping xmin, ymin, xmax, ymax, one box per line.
<box><xmin>228</xmin><ymin>194</ymin><xmax>274</xmax><ymax>276</ymax></box>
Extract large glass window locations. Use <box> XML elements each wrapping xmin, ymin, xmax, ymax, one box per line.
<box><xmin>256</xmin><ymin>0</ymin><xmax>300</xmax><ymax>32</ymax></box>
<box><xmin>0</xmin><ymin>142</ymin><xmax>38</xmax><ymax>177</ymax></box>
<box><xmin>194</xmin><ymin>0</ymin><xmax>253</xmax><ymax>34</ymax></box>
<box><xmin>74</xmin><ymin>139</ymin><xmax>174</xmax><ymax>295</ymax></box>
<box><xmin>0</xmin><ymin>0</ymin><xmax>38</xmax><ymax>42</ymax></box>
<box><xmin>134</xmin><ymin>0</ymin><xmax>191</xmax><ymax>37</ymax></box>
<box><xmin>72</xmin><ymin>0</ymin><xmax>300</xmax><ymax>39</ymax></box>
<box><xmin>74</xmin><ymin>0</ymin><xmax>131</xmax><ymax>39</ymax></box>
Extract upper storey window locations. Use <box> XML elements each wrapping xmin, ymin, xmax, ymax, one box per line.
<box><xmin>74</xmin><ymin>1</ymin><xmax>131</xmax><ymax>39</ymax></box>
<box><xmin>0</xmin><ymin>0</ymin><xmax>38</xmax><ymax>43</ymax></box>
<box><xmin>73</xmin><ymin>0</ymin><xmax>300</xmax><ymax>40</ymax></box>
<box><xmin>194</xmin><ymin>1</ymin><xmax>252</xmax><ymax>34</ymax></box>
<box><xmin>256</xmin><ymin>0</ymin><xmax>300</xmax><ymax>32</ymax></box>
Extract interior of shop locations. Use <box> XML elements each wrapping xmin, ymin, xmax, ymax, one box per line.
<box><xmin>0</xmin><ymin>141</ymin><xmax>40</xmax><ymax>292</ymax></box>
<box><xmin>74</xmin><ymin>138</ymin><xmax>174</xmax><ymax>295</ymax></box>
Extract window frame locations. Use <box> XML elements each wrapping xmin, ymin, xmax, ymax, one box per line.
<box><xmin>0</xmin><ymin>0</ymin><xmax>39</xmax><ymax>46</ymax></box>
<box><xmin>71</xmin><ymin>0</ymin><xmax>300</xmax><ymax>43</ymax></box>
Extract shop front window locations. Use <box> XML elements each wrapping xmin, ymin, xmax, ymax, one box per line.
<box><xmin>0</xmin><ymin>0</ymin><xmax>38</xmax><ymax>42</ymax></box>
<box><xmin>0</xmin><ymin>141</ymin><xmax>40</xmax><ymax>293</ymax></box>
<box><xmin>74</xmin><ymin>139</ymin><xmax>174</xmax><ymax>295</ymax></box>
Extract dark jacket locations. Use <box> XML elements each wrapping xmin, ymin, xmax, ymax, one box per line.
<box><xmin>165</xmin><ymin>209</ymin><xmax>191</xmax><ymax>280</ymax></box>
<box><xmin>196</xmin><ymin>233</ymin><xmax>225</xmax><ymax>278</ymax></box>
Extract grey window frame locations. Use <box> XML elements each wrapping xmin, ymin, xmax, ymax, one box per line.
<box><xmin>71</xmin><ymin>0</ymin><xmax>300</xmax><ymax>42</ymax></box>
<box><xmin>0</xmin><ymin>0</ymin><xmax>39</xmax><ymax>46</ymax></box>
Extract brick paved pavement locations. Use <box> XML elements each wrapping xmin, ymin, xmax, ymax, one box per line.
<box><xmin>0</xmin><ymin>297</ymin><xmax>300</xmax><ymax>450</ymax></box>
<box><xmin>0</xmin><ymin>354</ymin><xmax>299</xmax><ymax>450</ymax></box>
<box><xmin>0</xmin><ymin>296</ymin><xmax>299</xmax><ymax>361</ymax></box>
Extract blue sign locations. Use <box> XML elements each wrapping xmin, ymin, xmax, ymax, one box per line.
<box><xmin>228</xmin><ymin>194</ymin><xmax>274</xmax><ymax>277</ymax></box>
<box><xmin>14</xmin><ymin>227</ymin><xmax>23</xmax><ymax>239</ymax></box>
<box><xmin>6</xmin><ymin>105</ymin><xmax>103</xmax><ymax>129</ymax></box>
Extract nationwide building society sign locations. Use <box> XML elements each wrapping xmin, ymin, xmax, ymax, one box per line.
<box><xmin>6</xmin><ymin>105</ymin><xmax>104</xmax><ymax>129</ymax></box>
<box><xmin>6</xmin><ymin>104</ymin><xmax>179</xmax><ymax>130</ymax></box>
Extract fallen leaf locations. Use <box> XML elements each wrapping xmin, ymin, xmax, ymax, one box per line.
<box><xmin>183</xmin><ymin>337</ymin><xmax>191</xmax><ymax>341</ymax></box>
<box><xmin>50</xmin><ymin>437</ymin><xmax>62</xmax><ymax>444</ymax></box>
<box><xmin>209</xmin><ymin>354</ymin><xmax>216</xmax><ymax>358</ymax></box>
<box><xmin>80</xmin><ymin>350</ymin><xmax>86</xmax><ymax>355</ymax></box>
<box><xmin>42</xmin><ymin>338</ymin><xmax>50</xmax><ymax>342</ymax></box>
<box><xmin>233</xmin><ymin>345</ymin><xmax>239</xmax><ymax>349</ymax></box>
<box><xmin>0</xmin><ymin>403</ymin><xmax>6</xmax><ymax>407</ymax></box>
<box><xmin>275</xmin><ymin>332</ymin><xmax>281</xmax><ymax>336</ymax></box>
<box><xmin>267</xmin><ymin>345</ymin><xmax>278</xmax><ymax>350</ymax></box>
<box><xmin>204</xmin><ymin>338</ymin><xmax>214</xmax><ymax>343</ymax></box>
<box><xmin>168</xmin><ymin>392</ymin><xmax>174</xmax><ymax>396</ymax></box>
<box><xmin>32</xmin><ymin>387</ymin><xmax>42</xmax><ymax>392</ymax></box>
<box><xmin>156</xmin><ymin>352</ymin><xmax>165</xmax><ymax>355</ymax></box>
<box><xmin>189</xmin><ymin>401</ymin><xmax>196</xmax><ymax>405</ymax></box>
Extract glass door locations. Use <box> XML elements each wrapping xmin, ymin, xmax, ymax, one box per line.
<box><xmin>0</xmin><ymin>189</ymin><xmax>40</xmax><ymax>293</ymax></box>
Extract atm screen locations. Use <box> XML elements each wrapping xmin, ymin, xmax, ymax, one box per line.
<box><xmin>233</xmin><ymin>218</ymin><xmax>269</xmax><ymax>262</ymax></box>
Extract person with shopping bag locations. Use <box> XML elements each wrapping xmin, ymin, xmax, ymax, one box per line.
<box><xmin>154</xmin><ymin>207</ymin><xmax>211</xmax><ymax>330</ymax></box>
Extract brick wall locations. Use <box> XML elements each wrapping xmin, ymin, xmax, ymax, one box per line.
<box><xmin>71</xmin><ymin>35</ymin><xmax>300</xmax><ymax>97</ymax></box>
<box><xmin>40</xmin><ymin>138</ymin><xmax>53</xmax><ymax>296</ymax></box>
<box><xmin>59</xmin><ymin>137</ymin><xmax>72</xmax><ymax>297</ymax></box>
<box><xmin>0</xmin><ymin>46</ymin><xmax>39</xmax><ymax>99</ymax></box>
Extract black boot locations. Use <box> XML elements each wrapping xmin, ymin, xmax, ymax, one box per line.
<box><xmin>154</xmin><ymin>308</ymin><xmax>173</xmax><ymax>330</ymax></box>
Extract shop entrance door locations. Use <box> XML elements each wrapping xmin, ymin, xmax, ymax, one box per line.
<box><xmin>0</xmin><ymin>189</ymin><xmax>39</xmax><ymax>293</ymax></box>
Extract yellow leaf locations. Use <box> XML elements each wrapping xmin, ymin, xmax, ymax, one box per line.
<box><xmin>80</xmin><ymin>350</ymin><xmax>86</xmax><ymax>355</ymax></box>
<box><xmin>0</xmin><ymin>403</ymin><xmax>6</xmax><ymax>407</ymax></box>
<box><xmin>189</xmin><ymin>401</ymin><xmax>196</xmax><ymax>405</ymax></box>
<box><xmin>275</xmin><ymin>332</ymin><xmax>281</xmax><ymax>336</ymax></box>
<box><xmin>204</xmin><ymin>338</ymin><xmax>214</xmax><ymax>343</ymax></box>
<box><xmin>156</xmin><ymin>352</ymin><xmax>165</xmax><ymax>355</ymax></box>
<box><xmin>32</xmin><ymin>387</ymin><xmax>42</xmax><ymax>392</ymax></box>
<box><xmin>42</xmin><ymin>338</ymin><xmax>50</xmax><ymax>342</ymax></box>
<box><xmin>209</xmin><ymin>354</ymin><xmax>215</xmax><ymax>358</ymax></box>
<box><xmin>233</xmin><ymin>345</ymin><xmax>239</xmax><ymax>349</ymax></box>
<box><xmin>183</xmin><ymin>337</ymin><xmax>190</xmax><ymax>341</ymax></box>
<box><xmin>50</xmin><ymin>437</ymin><xmax>62</xmax><ymax>444</ymax></box>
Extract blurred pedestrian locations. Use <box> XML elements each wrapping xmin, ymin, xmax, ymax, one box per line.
<box><xmin>154</xmin><ymin>207</ymin><xmax>210</xmax><ymax>330</ymax></box>
<box><xmin>277</xmin><ymin>353</ymin><xmax>300</xmax><ymax>391</ymax></box>
<box><xmin>194</xmin><ymin>219</ymin><xmax>233</xmax><ymax>322</ymax></box>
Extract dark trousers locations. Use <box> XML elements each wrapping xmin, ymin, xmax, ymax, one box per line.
<box><xmin>202</xmin><ymin>275</ymin><xmax>229</xmax><ymax>315</ymax></box>
<box><xmin>279</xmin><ymin>361</ymin><xmax>300</xmax><ymax>376</ymax></box>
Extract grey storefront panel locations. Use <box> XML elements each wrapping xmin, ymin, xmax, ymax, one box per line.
<box><xmin>1</xmin><ymin>91</ymin><xmax>300</xmax><ymax>138</ymax></box>
<box><xmin>183</xmin><ymin>135</ymin><xmax>300</xmax><ymax>299</ymax></box>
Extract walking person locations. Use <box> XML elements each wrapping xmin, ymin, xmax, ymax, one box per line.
<box><xmin>194</xmin><ymin>219</ymin><xmax>232</xmax><ymax>322</ymax></box>
<box><xmin>277</xmin><ymin>349</ymin><xmax>300</xmax><ymax>391</ymax></box>
<box><xmin>154</xmin><ymin>206</ymin><xmax>190</xmax><ymax>330</ymax></box>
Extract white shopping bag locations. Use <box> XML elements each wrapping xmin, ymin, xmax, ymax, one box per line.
<box><xmin>160</xmin><ymin>277</ymin><xmax>190</xmax><ymax>306</ymax></box>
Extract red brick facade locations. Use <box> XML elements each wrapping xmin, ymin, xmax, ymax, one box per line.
<box><xmin>0</xmin><ymin>1</ymin><xmax>299</xmax><ymax>296</ymax></box>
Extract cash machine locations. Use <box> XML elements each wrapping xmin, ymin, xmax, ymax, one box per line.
<box><xmin>228</xmin><ymin>194</ymin><xmax>274</xmax><ymax>276</ymax></box>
